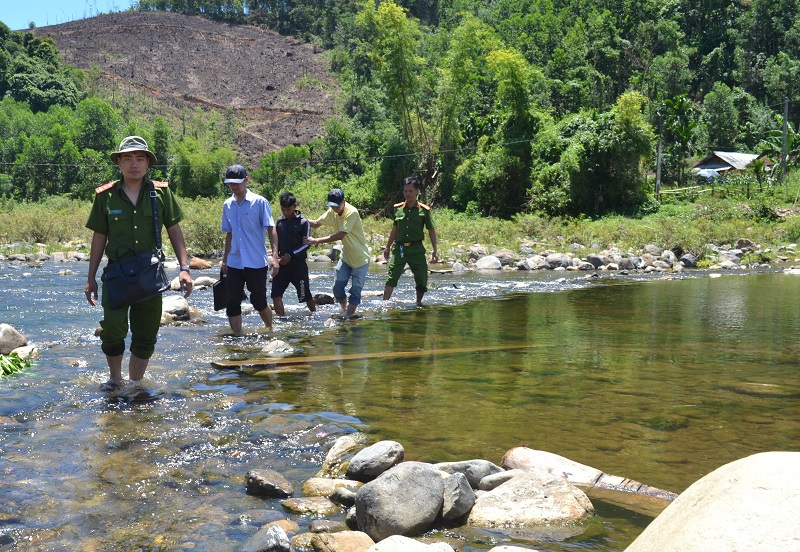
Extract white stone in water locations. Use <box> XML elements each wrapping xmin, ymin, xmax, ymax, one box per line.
<box><xmin>261</xmin><ymin>339</ymin><xmax>293</xmax><ymax>355</ymax></box>
<box><xmin>474</xmin><ymin>256</ymin><xmax>502</xmax><ymax>270</ymax></box>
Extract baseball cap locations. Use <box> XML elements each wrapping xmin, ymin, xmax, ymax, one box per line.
<box><xmin>326</xmin><ymin>188</ymin><xmax>345</xmax><ymax>207</ymax></box>
<box><xmin>224</xmin><ymin>165</ymin><xmax>247</xmax><ymax>184</ymax></box>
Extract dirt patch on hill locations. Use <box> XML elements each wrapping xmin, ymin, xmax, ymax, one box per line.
<box><xmin>34</xmin><ymin>11</ymin><xmax>338</xmax><ymax>166</ymax></box>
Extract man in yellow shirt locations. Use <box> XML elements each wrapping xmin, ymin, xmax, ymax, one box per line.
<box><xmin>305</xmin><ymin>189</ymin><xmax>370</xmax><ymax>316</ymax></box>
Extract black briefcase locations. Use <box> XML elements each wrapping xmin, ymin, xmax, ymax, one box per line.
<box><xmin>212</xmin><ymin>270</ymin><xmax>246</xmax><ymax>311</ymax></box>
<box><xmin>212</xmin><ymin>270</ymin><xmax>228</xmax><ymax>311</ymax></box>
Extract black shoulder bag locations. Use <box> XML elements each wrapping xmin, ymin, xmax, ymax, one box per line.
<box><xmin>102</xmin><ymin>181</ymin><xmax>171</xmax><ymax>309</ymax></box>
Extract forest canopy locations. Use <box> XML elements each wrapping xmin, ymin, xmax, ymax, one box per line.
<box><xmin>2</xmin><ymin>0</ymin><xmax>800</xmax><ymax>217</ymax></box>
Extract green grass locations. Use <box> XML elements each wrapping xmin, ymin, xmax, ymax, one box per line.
<box><xmin>2</xmin><ymin>178</ymin><xmax>800</xmax><ymax>266</ymax></box>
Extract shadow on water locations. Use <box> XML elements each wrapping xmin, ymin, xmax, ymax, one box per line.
<box><xmin>1</xmin><ymin>263</ymin><xmax>800</xmax><ymax>550</ymax></box>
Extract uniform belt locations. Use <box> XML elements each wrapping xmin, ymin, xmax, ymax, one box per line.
<box><xmin>401</xmin><ymin>241</ymin><xmax>421</xmax><ymax>246</ymax></box>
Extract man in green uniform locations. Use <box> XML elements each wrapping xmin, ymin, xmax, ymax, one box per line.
<box><xmin>84</xmin><ymin>136</ymin><xmax>193</xmax><ymax>392</ymax></box>
<box><xmin>382</xmin><ymin>176</ymin><xmax>439</xmax><ymax>306</ymax></box>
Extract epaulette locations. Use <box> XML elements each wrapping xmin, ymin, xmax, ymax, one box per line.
<box><xmin>152</xmin><ymin>181</ymin><xmax>170</xmax><ymax>188</ymax></box>
<box><xmin>95</xmin><ymin>181</ymin><xmax>116</xmax><ymax>194</ymax></box>
<box><xmin>419</xmin><ymin>202</ymin><xmax>431</xmax><ymax>211</ymax></box>
<box><xmin>394</xmin><ymin>201</ymin><xmax>406</xmax><ymax>208</ymax></box>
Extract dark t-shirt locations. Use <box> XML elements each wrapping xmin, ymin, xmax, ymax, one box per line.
<box><xmin>275</xmin><ymin>211</ymin><xmax>311</xmax><ymax>262</ymax></box>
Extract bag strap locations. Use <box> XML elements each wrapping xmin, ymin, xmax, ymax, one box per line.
<box><xmin>149</xmin><ymin>180</ymin><xmax>163</xmax><ymax>257</ymax></box>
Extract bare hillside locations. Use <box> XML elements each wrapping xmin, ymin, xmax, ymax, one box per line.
<box><xmin>34</xmin><ymin>11</ymin><xmax>337</xmax><ymax>166</ymax></box>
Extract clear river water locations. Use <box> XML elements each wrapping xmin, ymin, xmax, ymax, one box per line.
<box><xmin>1</xmin><ymin>260</ymin><xmax>799</xmax><ymax>551</ymax></box>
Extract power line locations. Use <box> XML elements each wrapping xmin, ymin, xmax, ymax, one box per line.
<box><xmin>0</xmin><ymin>138</ymin><xmax>539</xmax><ymax>172</ymax></box>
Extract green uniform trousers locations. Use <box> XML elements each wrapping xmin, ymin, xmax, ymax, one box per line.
<box><xmin>99</xmin><ymin>285</ymin><xmax>162</xmax><ymax>359</ymax></box>
<box><xmin>385</xmin><ymin>242</ymin><xmax>428</xmax><ymax>292</ymax></box>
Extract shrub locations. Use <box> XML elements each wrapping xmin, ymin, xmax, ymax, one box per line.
<box><xmin>179</xmin><ymin>197</ymin><xmax>225</xmax><ymax>257</ymax></box>
<box><xmin>0</xmin><ymin>196</ymin><xmax>90</xmax><ymax>244</ymax></box>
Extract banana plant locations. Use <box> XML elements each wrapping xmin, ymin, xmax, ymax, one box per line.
<box><xmin>760</xmin><ymin>114</ymin><xmax>800</xmax><ymax>180</ymax></box>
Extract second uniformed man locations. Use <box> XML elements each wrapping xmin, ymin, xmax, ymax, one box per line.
<box><xmin>382</xmin><ymin>176</ymin><xmax>439</xmax><ymax>306</ymax></box>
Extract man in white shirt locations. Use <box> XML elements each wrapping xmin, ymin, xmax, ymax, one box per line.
<box><xmin>220</xmin><ymin>165</ymin><xmax>279</xmax><ymax>333</ymax></box>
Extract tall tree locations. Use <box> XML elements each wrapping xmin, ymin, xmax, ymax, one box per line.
<box><xmin>699</xmin><ymin>82</ymin><xmax>739</xmax><ymax>151</ymax></box>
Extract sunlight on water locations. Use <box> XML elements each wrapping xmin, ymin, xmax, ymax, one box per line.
<box><xmin>1</xmin><ymin>261</ymin><xmax>799</xmax><ymax>550</ymax></box>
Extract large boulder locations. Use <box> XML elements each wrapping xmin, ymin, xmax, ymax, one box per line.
<box><xmin>467</xmin><ymin>470</ymin><xmax>594</xmax><ymax>528</ymax></box>
<box><xmin>624</xmin><ymin>451</ymin><xmax>800</xmax><ymax>552</ymax></box>
<box><xmin>355</xmin><ymin>462</ymin><xmax>444</xmax><ymax>541</ymax></box>
<box><xmin>0</xmin><ymin>324</ymin><xmax>27</xmax><ymax>355</ymax></box>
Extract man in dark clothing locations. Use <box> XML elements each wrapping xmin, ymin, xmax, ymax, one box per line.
<box><xmin>272</xmin><ymin>191</ymin><xmax>317</xmax><ymax>316</ymax></box>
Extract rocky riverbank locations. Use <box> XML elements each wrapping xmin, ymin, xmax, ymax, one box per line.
<box><xmin>2</xmin><ymin>235</ymin><xmax>797</xmax><ymax>274</ymax></box>
<box><xmin>438</xmin><ymin>238</ymin><xmax>792</xmax><ymax>273</ymax></box>
<box><xmin>228</xmin><ymin>435</ymin><xmax>800</xmax><ymax>552</ymax></box>
<box><xmin>235</xmin><ymin>435</ymin><xmax>673</xmax><ymax>552</ymax></box>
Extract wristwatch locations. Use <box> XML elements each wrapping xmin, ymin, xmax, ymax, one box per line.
<box><xmin>180</xmin><ymin>265</ymin><xmax>191</xmax><ymax>272</ymax></box>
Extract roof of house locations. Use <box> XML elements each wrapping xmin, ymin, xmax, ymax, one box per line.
<box><xmin>694</xmin><ymin>151</ymin><xmax>759</xmax><ymax>171</ymax></box>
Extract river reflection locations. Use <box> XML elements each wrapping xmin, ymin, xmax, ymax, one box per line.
<box><xmin>1</xmin><ymin>265</ymin><xmax>799</xmax><ymax>551</ymax></box>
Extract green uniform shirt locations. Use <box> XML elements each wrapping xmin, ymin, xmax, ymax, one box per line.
<box><xmin>392</xmin><ymin>201</ymin><xmax>434</xmax><ymax>244</ymax></box>
<box><xmin>85</xmin><ymin>180</ymin><xmax>184</xmax><ymax>261</ymax></box>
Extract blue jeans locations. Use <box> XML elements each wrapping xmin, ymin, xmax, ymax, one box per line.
<box><xmin>333</xmin><ymin>259</ymin><xmax>369</xmax><ymax>306</ymax></box>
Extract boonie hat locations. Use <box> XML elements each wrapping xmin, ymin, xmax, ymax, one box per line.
<box><xmin>110</xmin><ymin>136</ymin><xmax>157</xmax><ymax>167</ymax></box>
<box><xmin>326</xmin><ymin>188</ymin><xmax>345</xmax><ymax>207</ymax></box>
<box><xmin>224</xmin><ymin>164</ymin><xmax>248</xmax><ymax>184</ymax></box>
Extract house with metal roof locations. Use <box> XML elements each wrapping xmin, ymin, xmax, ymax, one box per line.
<box><xmin>693</xmin><ymin>151</ymin><xmax>759</xmax><ymax>172</ymax></box>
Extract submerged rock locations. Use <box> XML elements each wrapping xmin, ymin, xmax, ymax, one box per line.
<box><xmin>239</xmin><ymin>524</ymin><xmax>291</xmax><ymax>552</ymax></box>
<box><xmin>245</xmin><ymin>469</ymin><xmax>294</xmax><ymax>498</ymax></box>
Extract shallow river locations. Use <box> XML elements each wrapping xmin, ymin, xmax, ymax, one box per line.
<box><xmin>1</xmin><ymin>260</ymin><xmax>799</xmax><ymax>551</ymax></box>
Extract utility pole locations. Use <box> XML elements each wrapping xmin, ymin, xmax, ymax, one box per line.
<box><xmin>655</xmin><ymin>110</ymin><xmax>663</xmax><ymax>199</ymax></box>
<box><xmin>782</xmin><ymin>96</ymin><xmax>789</xmax><ymax>195</ymax></box>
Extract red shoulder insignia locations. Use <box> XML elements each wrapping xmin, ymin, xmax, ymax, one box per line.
<box><xmin>95</xmin><ymin>181</ymin><xmax>116</xmax><ymax>194</ymax></box>
<box><xmin>394</xmin><ymin>201</ymin><xmax>406</xmax><ymax>208</ymax></box>
<box><xmin>419</xmin><ymin>202</ymin><xmax>431</xmax><ymax>211</ymax></box>
<box><xmin>152</xmin><ymin>181</ymin><xmax>170</xmax><ymax>188</ymax></box>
